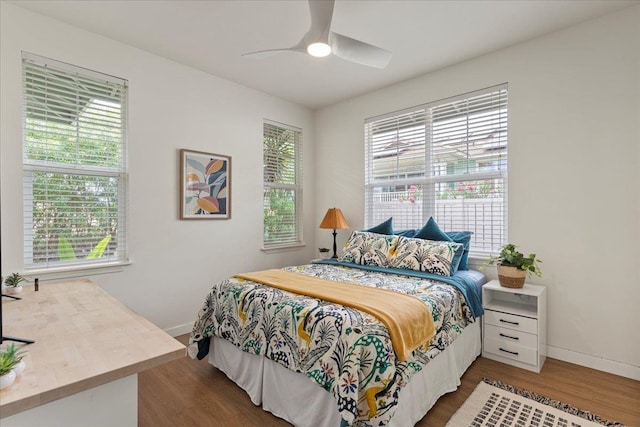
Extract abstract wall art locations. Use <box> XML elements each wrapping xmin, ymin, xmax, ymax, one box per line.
<box><xmin>180</xmin><ymin>149</ymin><xmax>231</xmax><ymax>219</ymax></box>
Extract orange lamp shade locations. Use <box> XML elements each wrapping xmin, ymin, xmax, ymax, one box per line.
<box><xmin>319</xmin><ymin>208</ymin><xmax>349</xmax><ymax>230</ymax></box>
<box><xmin>319</xmin><ymin>208</ymin><xmax>349</xmax><ymax>259</ymax></box>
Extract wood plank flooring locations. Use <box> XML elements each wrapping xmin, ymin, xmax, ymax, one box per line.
<box><xmin>139</xmin><ymin>335</ymin><xmax>640</xmax><ymax>426</ymax></box>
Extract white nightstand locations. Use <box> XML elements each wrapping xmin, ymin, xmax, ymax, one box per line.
<box><xmin>482</xmin><ymin>280</ymin><xmax>547</xmax><ymax>373</ymax></box>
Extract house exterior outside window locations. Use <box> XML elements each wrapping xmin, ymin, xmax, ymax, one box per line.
<box><xmin>22</xmin><ymin>53</ymin><xmax>128</xmax><ymax>271</ymax></box>
<box><xmin>364</xmin><ymin>84</ymin><xmax>508</xmax><ymax>256</ymax></box>
<box><xmin>263</xmin><ymin>120</ymin><xmax>303</xmax><ymax>249</ymax></box>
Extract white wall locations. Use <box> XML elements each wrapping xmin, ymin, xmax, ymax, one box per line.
<box><xmin>0</xmin><ymin>2</ymin><xmax>316</xmax><ymax>336</ymax></box>
<box><xmin>2</xmin><ymin>2</ymin><xmax>638</xmax><ymax>380</ymax></box>
<box><xmin>314</xmin><ymin>7</ymin><xmax>640</xmax><ymax>378</ymax></box>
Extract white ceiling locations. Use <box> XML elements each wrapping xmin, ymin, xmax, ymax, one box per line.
<box><xmin>11</xmin><ymin>0</ymin><xmax>637</xmax><ymax>109</ymax></box>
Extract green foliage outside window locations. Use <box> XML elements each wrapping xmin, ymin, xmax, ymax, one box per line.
<box><xmin>263</xmin><ymin>189</ymin><xmax>296</xmax><ymax>244</ymax></box>
<box><xmin>263</xmin><ymin>123</ymin><xmax>300</xmax><ymax>245</ymax></box>
<box><xmin>26</xmin><ymin>111</ymin><xmax>120</xmax><ymax>264</ymax></box>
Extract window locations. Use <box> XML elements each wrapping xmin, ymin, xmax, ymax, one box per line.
<box><xmin>22</xmin><ymin>53</ymin><xmax>128</xmax><ymax>271</ymax></box>
<box><xmin>263</xmin><ymin>120</ymin><xmax>303</xmax><ymax>248</ymax></box>
<box><xmin>365</xmin><ymin>85</ymin><xmax>507</xmax><ymax>256</ymax></box>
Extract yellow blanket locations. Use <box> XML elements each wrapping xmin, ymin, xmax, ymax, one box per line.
<box><xmin>234</xmin><ymin>269</ymin><xmax>435</xmax><ymax>361</ymax></box>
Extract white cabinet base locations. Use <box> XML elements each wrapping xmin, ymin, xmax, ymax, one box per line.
<box><xmin>482</xmin><ymin>280</ymin><xmax>547</xmax><ymax>373</ymax></box>
<box><xmin>1</xmin><ymin>374</ymin><xmax>137</xmax><ymax>427</ymax></box>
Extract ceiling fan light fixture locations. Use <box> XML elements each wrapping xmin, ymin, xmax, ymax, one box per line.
<box><xmin>242</xmin><ymin>0</ymin><xmax>391</xmax><ymax>68</ymax></box>
<box><xmin>307</xmin><ymin>42</ymin><xmax>331</xmax><ymax>57</ymax></box>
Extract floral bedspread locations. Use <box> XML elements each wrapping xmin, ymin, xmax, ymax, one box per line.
<box><xmin>189</xmin><ymin>263</ymin><xmax>475</xmax><ymax>426</ymax></box>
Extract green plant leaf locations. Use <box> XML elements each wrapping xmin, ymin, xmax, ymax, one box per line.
<box><xmin>480</xmin><ymin>243</ymin><xmax>543</xmax><ymax>278</ymax></box>
<box><xmin>86</xmin><ymin>235</ymin><xmax>112</xmax><ymax>259</ymax></box>
<box><xmin>58</xmin><ymin>236</ymin><xmax>77</xmax><ymax>260</ymax></box>
<box><xmin>4</xmin><ymin>273</ymin><xmax>25</xmax><ymax>287</ymax></box>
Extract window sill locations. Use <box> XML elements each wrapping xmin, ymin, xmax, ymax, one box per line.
<box><xmin>22</xmin><ymin>261</ymin><xmax>131</xmax><ymax>282</ymax></box>
<box><xmin>261</xmin><ymin>243</ymin><xmax>306</xmax><ymax>254</ymax></box>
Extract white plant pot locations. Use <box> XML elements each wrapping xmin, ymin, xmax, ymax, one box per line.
<box><xmin>6</xmin><ymin>286</ymin><xmax>23</xmax><ymax>294</ymax></box>
<box><xmin>0</xmin><ymin>370</ymin><xmax>16</xmax><ymax>390</ymax></box>
<box><xmin>12</xmin><ymin>359</ymin><xmax>26</xmax><ymax>376</ymax></box>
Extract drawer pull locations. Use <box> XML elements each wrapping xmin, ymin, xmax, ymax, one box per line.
<box><xmin>499</xmin><ymin>347</ymin><xmax>519</xmax><ymax>356</ymax></box>
<box><xmin>499</xmin><ymin>333</ymin><xmax>519</xmax><ymax>341</ymax></box>
<box><xmin>499</xmin><ymin>319</ymin><xmax>519</xmax><ymax>326</ymax></box>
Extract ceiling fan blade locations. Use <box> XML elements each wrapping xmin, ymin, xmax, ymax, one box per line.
<box><xmin>242</xmin><ymin>47</ymin><xmax>305</xmax><ymax>59</ymax></box>
<box><xmin>306</xmin><ymin>0</ymin><xmax>334</xmax><ymax>42</ymax></box>
<box><xmin>330</xmin><ymin>32</ymin><xmax>392</xmax><ymax>69</ymax></box>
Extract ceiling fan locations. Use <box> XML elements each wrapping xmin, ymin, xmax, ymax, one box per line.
<box><xmin>242</xmin><ymin>0</ymin><xmax>392</xmax><ymax>69</ymax></box>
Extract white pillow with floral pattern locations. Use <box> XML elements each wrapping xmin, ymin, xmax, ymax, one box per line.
<box><xmin>388</xmin><ymin>236</ymin><xmax>462</xmax><ymax>276</ymax></box>
<box><xmin>338</xmin><ymin>231</ymin><xmax>398</xmax><ymax>267</ymax></box>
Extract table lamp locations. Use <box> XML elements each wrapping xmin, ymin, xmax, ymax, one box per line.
<box><xmin>319</xmin><ymin>208</ymin><xmax>349</xmax><ymax>258</ymax></box>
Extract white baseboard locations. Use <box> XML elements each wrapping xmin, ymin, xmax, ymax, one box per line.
<box><xmin>164</xmin><ymin>322</ymin><xmax>193</xmax><ymax>338</ymax></box>
<box><xmin>547</xmin><ymin>345</ymin><xmax>639</xmax><ymax>380</ymax></box>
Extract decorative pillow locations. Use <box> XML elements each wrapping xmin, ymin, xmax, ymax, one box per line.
<box><xmin>364</xmin><ymin>217</ymin><xmax>393</xmax><ymax>235</ymax></box>
<box><xmin>339</xmin><ymin>231</ymin><xmax>397</xmax><ymax>266</ymax></box>
<box><xmin>388</xmin><ymin>236</ymin><xmax>462</xmax><ymax>276</ymax></box>
<box><xmin>414</xmin><ymin>217</ymin><xmax>449</xmax><ymax>241</ymax></box>
<box><xmin>446</xmin><ymin>231</ymin><xmax>473</xmax><ymax>270</ymax></box>
<box><xmin>393</xmin><ymin>229</ymin><xmax>416</xmax><ymax>238</ymax></box>
<box><xmin>414</xmin><ymin>217</ymin><xmax>464</xmax><ymax>273</ymax></box>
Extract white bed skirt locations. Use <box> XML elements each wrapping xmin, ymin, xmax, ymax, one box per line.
<box><xmin>209</xmin><ymin>321</ymin><xmax>481</xmax><ymax>426</ymax></box>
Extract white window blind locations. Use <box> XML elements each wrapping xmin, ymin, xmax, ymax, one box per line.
<box><xmin>263</xmin><ymin>120</ymin><xmax>303</xmax><ymax>248</ymax></box>
<box><xmin>365</xmin><ymin>85</ymin><xmax>508</xmax><ymax>256</ymax></box>
<box><xmin>22</xmin><ymin>53</ymin><xmax>128</xmax><ymax>270</ymax></box>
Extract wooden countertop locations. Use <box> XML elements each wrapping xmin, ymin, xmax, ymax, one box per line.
<box><xmin>0</xmin><ymin>279</ymin><xmax>186</xmax><ymax>418</ymax></box>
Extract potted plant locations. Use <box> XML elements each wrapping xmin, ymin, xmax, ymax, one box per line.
<box><xmin>318</xmin><ymin>248</ymin><xmax>331</xmax><ymax>259</ymax></box>
<box><xmin>4</xmin><ymin>272</ymin><xmax>25</xmax><ymax>294</ymax></box>
<box><xmin>482</xmin><ymin>244</ymin><xmax>542</xmax><ymax>288</ymax></box>
<box><xmin>3</xmin><ymin>343</ymin><xmax>27</xmax><ymax>376</ymax></box>
<box><xmin>0</xmin><ymin>351</ymin><xmax>18</xmax><ymax>390</ymax></box>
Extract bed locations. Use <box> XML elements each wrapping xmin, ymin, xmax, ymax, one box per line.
<box><xmin>188</xmin><ymin>247</ymin><xmax>486</xmax><ymax>426</ymax></box>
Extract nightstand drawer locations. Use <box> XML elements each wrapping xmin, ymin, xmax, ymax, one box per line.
<box><xmin>484</xmin><ymin>324</ymin><xmax>538</xmax><ymax>348</ymax></box>
<box><xmin>484</xmin><ymin>336</ymin><xmax>538</xmax><ymax>366</ymax></box>
<box><xmin>484</xmin><ymin>309</ymin><xmax>537</xmax><ymax>334</ymax></box>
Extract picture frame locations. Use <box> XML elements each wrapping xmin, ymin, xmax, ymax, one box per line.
<box><xmin>180</xmin><ymin>149</ymin><xmax>231</xmax><ymax>219</ymax></box>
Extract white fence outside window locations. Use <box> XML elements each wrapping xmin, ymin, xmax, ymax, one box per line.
<box><xmin>370</xmin><ymin>192</ymin><xmax>504</xmax><ymax>255</ymax></box>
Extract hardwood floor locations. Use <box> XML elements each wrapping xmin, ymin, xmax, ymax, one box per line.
<box><xmin>139</xmin><ymin>334</ymin><xmax>640</xmax><ymax>426</ymax></box>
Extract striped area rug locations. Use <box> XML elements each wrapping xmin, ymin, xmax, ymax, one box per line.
<box><xmin>446</xmin><ymin>379</ymin><xmax>625</xmax><ymax>427</ymax></box>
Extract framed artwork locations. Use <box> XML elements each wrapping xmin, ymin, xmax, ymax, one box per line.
<box><xmin>180</xmin><ymin>149</ymin><xmax>231</xmax><ymax>219</ymax></box>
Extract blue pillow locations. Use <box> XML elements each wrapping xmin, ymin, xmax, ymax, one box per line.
<box><xmin>364</xmin><ymin>217</ymin><xmax>393</xmax><ymax>235</ymax></box>
<box><xmin>446</xmin><ymin>231</ymin><xmax>473</xmax><ymax>271</ymax></box>
<box><xmin>393</xmin><ymin>229</ymin><xmax>417</xmax><ymax>238</ymax></box>
<box><xmin>414</xmin><ymin>217</ymin><xmax>464</xmax><ymax>273</ymax></box>
<box><xmin>414</xmin><ymin>217</ymin><xmax>449</xmax><ymax>241</ymax></box>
